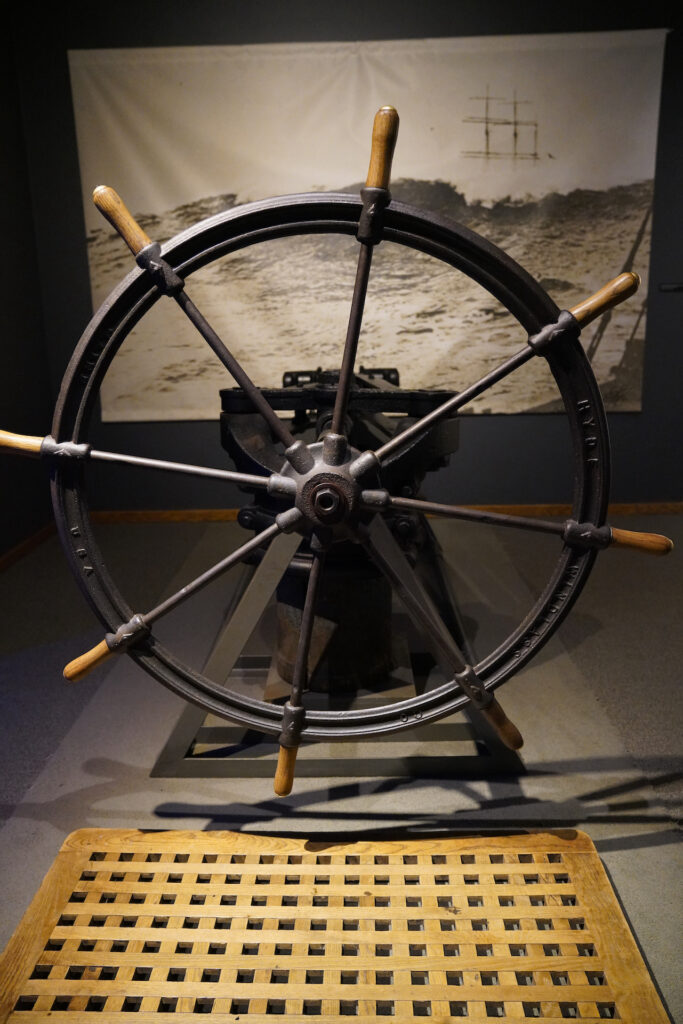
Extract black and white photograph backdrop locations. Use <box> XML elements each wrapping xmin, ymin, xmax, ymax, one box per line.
<box><xmin>68</xmin><ymin>30</ymin><xmax>666</xmax><ymax>422</ymax></box>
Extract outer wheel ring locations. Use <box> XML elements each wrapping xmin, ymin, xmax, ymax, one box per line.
<box><xmin>51</xmin><ymin>193</ymin><xmax>610</xmax><ymax>740</ymax></box>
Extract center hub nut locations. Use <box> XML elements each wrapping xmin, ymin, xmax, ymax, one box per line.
<box><xmin>311</xmin><ymin>483</ymin><xmax>346</xmax><ymax>523</ymax></box>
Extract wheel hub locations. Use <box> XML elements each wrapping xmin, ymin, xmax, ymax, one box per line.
<box><xmin>280</xmin><ymin>435</ymin><xmax>372</xmax><ymax>531</ymax></box>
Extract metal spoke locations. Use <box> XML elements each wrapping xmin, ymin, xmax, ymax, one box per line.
<box><xmin>377</xmin><ymin>495</ymin><xmax>565</xmax><ymax>538</ymax></box>
<box><xmin>145</xmin><ymin>521</ymin><xmax>287</xmax><ymax>626</ymax></box>
<box><xmin>289</xmin><ymin>542</ymin><xmax>327</xmax><ymax>707</ymax></box>
<box><xmin>89</xmin><ymin>446</ymin><xmax>271</xmax><ymax>490</ymax></box>
<box><xmin>368</xmin><ymin>344</ymin><xmax>533</xmax><ymax>466</ymax></box>
<box><xmin>330</xmin><ymin>242</ymin><xmax>374</xmax><ymax>435</ymax></box>
<box><xmin>173</xmin><ymin>290</ymin><xmax>296</xmax><ymax>450</ymax></box>
<box><xmin>357</xmin><ymin>515</ymin><xmax>469</xmax><ymax>676</ymax></box>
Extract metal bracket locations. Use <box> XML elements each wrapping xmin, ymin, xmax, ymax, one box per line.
<box><xmin>136</xmin><ymin>242</ymin><xmax>185</xmax><ymax>296</ymax></box>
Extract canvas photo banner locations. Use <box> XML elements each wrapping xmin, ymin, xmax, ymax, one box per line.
<box><xmin>68</xmin><ymin>31</ymin><xmax>666</xmax><ymax>422</ymax></box>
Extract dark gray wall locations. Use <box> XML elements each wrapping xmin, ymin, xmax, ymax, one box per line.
<box><xmin>3</xmin><ymin>1</ymin><xmax>682</xmax><ymax>552</ymax></box>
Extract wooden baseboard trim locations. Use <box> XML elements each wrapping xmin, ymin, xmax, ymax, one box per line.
<box><xmin>0</xmin><ymin>523</ymin><xmax>56</xmax><ymax>573</ymax></box>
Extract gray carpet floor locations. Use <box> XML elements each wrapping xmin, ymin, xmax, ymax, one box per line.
<box><xmin>0</xmin><ymin>515</ymin><xmax>680</xmax><ymax>1019</ymax></box>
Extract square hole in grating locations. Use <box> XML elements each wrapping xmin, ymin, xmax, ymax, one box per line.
<box><xmin>413</xmin><ymin>1002</ymin><xmax>431</xmax><ymax>1016</ymax></box>
<box><xmin>345</xmin><ymin>876</ymin><xmax>360</xmax><ymax>885</ymax></box>
<box><xmin>343</xmin><ymin>920</ymin><xmax>359</xmax><ymax>931</ymax></box>
<box><xmin>377</xmin><ymin>1001</ymin><xmax>395</xmax><ymax>1016</ymax></box>
<box><xmin>489</xmin><ymin>854</ymin><xmax>504</xmax><ymax>864</ymax></box>
<box><xmin>194</xmin><ymin>999</ymin><xmax>214</xmax><ymax>1014</ymax></box>
<box><xmin>282</xmin><ymin>895</ymin><xmax>298</xmax><ymax>907</ymax></box>
<box><xmin>461</xmin><ymin>855</ymin><xmax>475</xmax><ymax>864</ymax></box>
<box><xmin>289</xmin><ymin>854</ymin><xmax>303</xmax><ymax>865</ymax></box>
<box><xmin>578</xmin><ymin>943</ymin><xmax>597</xmax><ymax>957</ymax></box>
<box><xmin>51</xmin><ymin>997</ymin><xmax>71</xmax><ymax>1012</ymax></box>
<box><xmin>285</xmin><ymin>875</ymin><xmax>300</xmax><ymax>885</ymax></box>
<box><xmin>443</xmin><ymin>944</ymin><xmax>460</xmax><ymax>956</ymax></box>
<box><xmin>504</xmin><ymin>920</ymin><xmax>521</xmax><ymax>931</ymax></box>
<box><xmin>555</xmin><ymin>874</ymin><xmax>570</xmax><ymax>883</ymax></box>
<box><xmin>544</xmin><ymin>944</ymin><xmax>561</xmax><ymax>956</ymax></box>
<box><xmin>247</xmin><ymin>918</ymin><xmax>264</xmax><ymax>930</ymax></box>
<box><xmin>316</xmin><ymin>875</ymin><xmax>331</xmax><ymax>885</ymax></box>
<box><xmin>190</xmin><ymin>894</ymin><xmax>206</xmax><ymax>906</ymax></box>
<box><xmin>237</xmin><ymin>969</ymin><xmax>255</xmax><ymax>983</ymax></box>
<box><xmin>86</xmin><ymin>996</ymin><xmax>107</xmax><ymax>1013</ymax></box>
<box><xmin>374</xmin><ymin>856</ymin><xmax>389</xmax><ymax>865</ymax></box>
<box><xmin>306</xmin><ymin>970</ymin><xmax>324</xmax><ymax>984</ymax></box>
<box><xmin>552</xmin><ymin>972</ymin><xmax>570</xmax><ymax>986</ymax></box>
<box><xmin>409</xmin><ymin>945</ymin><xmax>427</xmax><ymax>957</ymax></box>
<box><xmin>99</xmin><ymin>967</ymin><xmax>118</xmax><ymax>981</ymax></box>
<box><xmin>132</xmin><ymin>967</ymin><xmax>151</xmax><ymax>981</ymax></box>
<box><xmin>464</xmin><ymin>875</ymin><xmax>479</xmax><ymax>885</ymax></box>
<box><xmin>201</xmin><ymin>969</ymin><xmax>220</xmax><ymax>983</ymax></box>
<box><xmin>266</xmin><ymin>1000</ymin><xmax>286</xmax><ymax>1015</ymax></box>
<box><xmin>30</xmin><ymin>965</ymin><xmax>52</xmax><ymax>980</ymax></box>
<box><xmin>406</xmin><ymin>896</ymin><xmax>423</xmax><ymax>908</ymax></box>
<box><xmin>375</xmin><ymin>875</ymin><xmax>390</xmax><ymax>885</ymax></box>
<box><xmin>78</xmin><ymin>940</ymin><xmax>95</xmax><ymax>952</ymax></box>
<box><xmin>142</xmin><ymin>941</ymin><xmax>160</xmax><ymax>953</ymax></box>
<box><xmin>242</xmin><ymin>944</ymin><xmax>259</xmax><ymax>955</ymax></box>
<box><xmin>229</xmin><ymin>854</ymin><xmax>245</xmax><ymax>864</ymax></box>
<box><xmin>271</xmin><ymin>970</ymin><xmax>289</xmax><ymax>984</ymax></box>
<box><xmin>201</xmin><ymin>854</ymin><xmax>217</xmax><ymax>864</ymax></box>
<box><xmin>208</xmin><ymin>943</ymin><xmax>226</xmax><ymax>955</ymax></box>
<box><xmin>376</xmin><ymin>944</ymin><xmax>392</xmax><ymax>957</ymax></box>
<box><xmin>376</xmin><ymin>920</ymin><xmax>391</xmax><ymax>931</ymax></box>
<box><xmin>313</xmin><ymin>896</ymin><xmax>328</xmax><ymax>907</ymax></box>
<box><xmin>231</xmin><ymin>1001</ymin><xmax>249</xmax><ymax>1014</ymax></box>
<box><xmin>122</xmin><ymin>997</ymin><xmax>142</xmax><ymax>1013</ymax></box>
<box><xmin>375</xmin><ymin>897</ymin><xmax>391</xmax><ymax>908</ymax></box>
<box><xmin>537</xmin><ymin>919</ymin><xmax>554</xmax><ymax>931</ymax></box>
<box><xmin>168</xmin><ymin>874</ymin><xmax>183</xmax><ymax>884</ymax></box>
<box><xmin>221</xmin><ymin>895</ymin><xmax>237</xmax><ymax>906</ymax></box>
<box><xmin>260</xmin><ymin>854</ymin><xmax>274</xmax><ymax>864</ymax></box>
<box><xmin>524</xmin><ymin>875</ymin><xmax>540</xmax><ymax>885</ymax></box>
<box><xmin>485</xmin><ymin>1002</ymin><xmax>505</xmax><ymax>1017</ymax></box>
<box><xmin>519</xmin><ymin>854</ymin><xmax>534</xmax><ymax>864</ymax></box>
<box><xmin>346</xmin><ymin>855</ymin><xmax>361</xmax><ymax>864</ymax></box>
<box><xmin>275</xmin><ymin>944</ymin><xmax>292</xmax><ymax>955</ymax></box>
<box><xmin>340</xmin><ymin>1001</ymin><xmax>358</xmax><ymax>1016</ymax></box>
<box><xmin>343</xmin><ymin>944</ymin><xmax>360</xmax><ymax>956</ymax></box>
<box><xmin>135</xmin><ymin>894</ymin><xmax>151</xmax><ymax>904</ymax></box>
<box><xmin>308</xmin><ymin>944</ymin><xmax>325</xmax><ymax>956</ymax></box>
<box><xmin>563</xmin><ymin>895</ymin><xmax>578</xmax><ymax>906</ymax></box>
<box><xmin>471</xmin><ymin>919</ymin><xmax>488</xmax><ymax>931</ymax></box>
<box><xmin>310</xmin><ymin>920</ymin><xmax>326</xmax><ymax>931</ymax></box>
<box><xmin>214</xmin><ymin>918</ymin><xmax>231</xmax><ymax>930</ymax></box>
<box><xmin>14</xmin><ymin>997</ymin><xmax>38</xmax><ymax>1012</ymax></box>
<box><xmin>408</xmin><ymin>920</ymin><xmax>425</xmax><ymax>931</ymax></box>
<box><xmin>529</xmin><ymin>896</ymin><xmax>546</xmax><ymax>907</ymax></box>
<box><xmin>342</xmin><ymin>971</ymin><xmax>359</xmax><ymax>984</ymax></box>
<box><xmin>559</xmin><ymin>1004</ymin><xmax>580</xmax><ymax>1018</ymax></box>
<box><xmin>516</xmin><ymin>971</ymin><xmax>534</xmax><ymax>985</ymax></box>
<box><xmin>481</xmin><ymin>971</ymin><xmax>499</xmax><ymax>986</ymax></box>
<box><xmin>168</xmin><ymin>968</ymin><xmax>186</xmax><ymax>982</ymax></box>
<box><xmin>449</xmin><ymin>1002</ymin><xmax>468</xmax><ymax>1017</ymax></box>
<box><xmin>184</xmin><ymin>917</ymin><xmax>200</xmax><ymax>929</ymax></box>
<box><xmin>570</xmin><ymin>918</ymin><xmax>586</xmax><ymax>930</ymax></box>
<box><xmin>344</xmin><ymin>896</ymin><xmax>360</xmax><ymax>907</ymax></box>
<box><xmin>597</xmin><ymin>1004</ymin><xmax>618</xmax><ymax>1019</ymax></box>
<box><xmin>523</xmin><ymin>1003</ymin><xmax>541</xmax><ymax>1018</ymax></box>
<box><xmin>303</xmin><ymin>1001</ymin><xmax>322</xmax><ymax>1015</ymax></box>
<box><xmin>66</xmin><ymin>966</ymin><xmax>84</xmax><ymax>980</ymax></box>
<box><xmin>587</xmin><ymin>971</ymin><xmax>606</xmax><ymax>985</ymax></box>
<box><xmin>121</xmin><ymin>916</ymin><xmax>137</xmax><ymax>928</ymax></box>
<box><xmin>432</xmin><ymin>854</ymin><xmax>447</xmax><ymax>864</ymax></box>
<box><xmin>476</xmin><ymin>944</ymin><xmax>493</xmax><ymax>957</ymax></box>
<box><xmin>499</xmin><ymin>896</ymin><xmax>515</xmax><ymax>907</ymax></box>
<box><xmin>315</xmin><ymin>855</ymin><xmax>330</xmax><ymax>865</ymax></box>
<box><xmin>376</xmin><ymin>970</ymin><xmax>393</xmax><ymax>984</ymax></box>
<box><xmin>440</xmin><ymin>919</ymin><xmax>456</xmax><ymax>931</ymax></box>
<box><xmin>440</xmin><ymin>896</ymin><xmax>454</xmax><ymax>908</ymax></box>
<box><xmin>494</xmin><ymin>876</ymin><xmax>509</xmax><ymax>885</ymax></box>
<box><xmin>411</xmin><ymin>971</ymin><xmax>429</xmax><ymax>985</ymax></box>
<box><xmin>111</xmin><ymin>941</ymin><xmax>128</xmax><ymax>952</ymax></box>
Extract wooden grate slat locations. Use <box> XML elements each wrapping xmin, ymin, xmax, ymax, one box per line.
<box><xmin>0</xmin><ymin>829</ymin><xmax>668</xmax><ymax>1022</ymax></box>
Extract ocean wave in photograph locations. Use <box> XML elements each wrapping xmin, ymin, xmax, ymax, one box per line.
<box><xmin>87</xmin><ymin>178</ymin><xmax>652</xmax><ymax>421</ymax></box>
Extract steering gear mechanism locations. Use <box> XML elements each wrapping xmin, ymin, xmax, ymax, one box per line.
<box><xmin>1</xmin><ymin>106</ymin><xmax>672</xmax><ymax>795</ymax></box>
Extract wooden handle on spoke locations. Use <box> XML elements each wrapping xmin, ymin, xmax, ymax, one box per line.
<box><xmin>569</xmin><ymin>272</ymin><xmax>640</xmax><ymax>327</ymax></box>
<box><xmin>274</xmin><ymin>745</ymin><xmax>298</xmax><ymax>796</ymax></box>
<box><xmin>610</xmin><ymin>528</ymin><xmax>674</xmax><ymax>555</ymax></box>
<box><xmin>64</xmin><ymin>639</ymin><xmax>113</xmax><ymax>682</ymax></box>
<box><xmin>93</xmin><ymin>186</ymin><xmax>152</xmax><ymax>256</ymax></box>
<box><xmin>482</xmin><ymin>697</ymin><xmax>524</xmax><ymax>751</ymax></box>
<box><xmin>0</xmin><ymin>429</ymin><xmax>44</xmax><ymax>455</ymax></box>
<box><xmin>366</xmin><ymin>106</ymin><xmax>399</xmax><ymax>190</ymax></box>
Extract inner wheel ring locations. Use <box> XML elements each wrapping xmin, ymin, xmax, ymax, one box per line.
<box><xmin>51</xmin><ymin>192</ymin><xmax>610</xmax><ymax>740</ymax></box>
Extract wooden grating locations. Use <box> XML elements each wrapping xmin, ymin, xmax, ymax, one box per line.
<box><xmin>0</xmin><ymin>829</ymin><xmax>668</xmax><ymax>1023</ymax></box>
